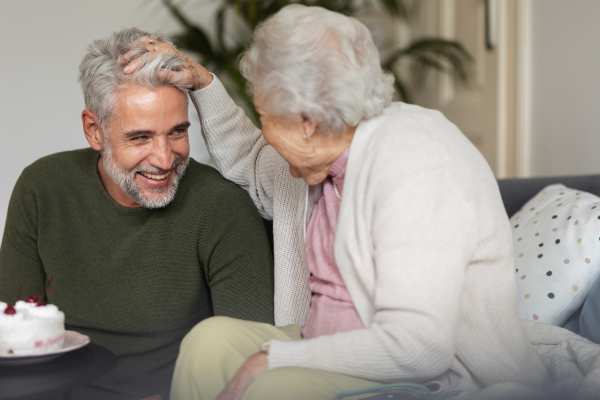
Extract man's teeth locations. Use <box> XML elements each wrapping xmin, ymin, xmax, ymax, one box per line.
<box><xmin>140</xmin><ymin>171</ymin><xmax>171</xmax><ymax>180</ymax></box>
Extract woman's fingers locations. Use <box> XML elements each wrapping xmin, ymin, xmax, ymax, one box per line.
<box><xmin>120</xmin><ymin>36</ymin><xmax>156</xmax><ymax>65</ymax></box>
<box><xmin>215</xmin><ymin>352</ymin><xmax>267</xmax><ymax>400</ymax></box>
<box><xmin>119</xmin><ymin>49</ymin><xmax>141</xmax><ymax>67</ymax></box>
<box><xmin>122</xmin><ymin>57</ymin><xmax>141</xmax><ymax>73</ymax></box>
<box><xmin>157</xmin><ymin>69</ymin><xmax>191</xmax><ymax>88</ymax></box>
<box><xmin>117</xmin><ymin>35</ymin><xmax>214</xmax><ymax>89</ymax></box>
<box><xmin>136</xmin><ymin>35</ymin><xmax>164</xmax><ymax>54</ymax></box>
<box><xmin>120</xmin><ymin>36</ymin><xmax>173</xmax><ymax>74</ymax></box>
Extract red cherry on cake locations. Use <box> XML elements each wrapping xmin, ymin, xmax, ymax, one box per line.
<box><xmin>4</xmin><ymin>305</ymin><xmax>16</xmax><ymax>315</ymax></box>
<box><xmin>25</xmin><ymin>295</ymin><xmax>37</xmax><ymax>303</ymax></box>
<box><xmin>12</xmin><ymin>277</ymin><xmax>56</xmax><ymax>310</ymax></box>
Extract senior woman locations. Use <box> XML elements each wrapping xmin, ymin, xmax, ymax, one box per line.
<box><xmin>122</xmin><ymin>5</ymin><xmax>547</xmax><ymax>400</ymax></box>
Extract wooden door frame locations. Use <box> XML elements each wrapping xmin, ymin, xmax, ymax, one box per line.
<box><xmin>498</xmin><ymin>0</ymin><xmax>532</xmax><ymax>178</ymax></box>
<box><xmin>409</xmin><ymin>0</ymin><xmax>533</xmax><ymax>178</ymax></box>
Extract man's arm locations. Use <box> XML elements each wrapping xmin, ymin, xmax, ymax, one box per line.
<box><xmin>0</xmin><ymin>171</ymin><xmax>46</xmax><ymax>304</ymax></box>
<box><xmin>199</xmin><ymin>183</ymin><xmax>274</xmax><ymax>324</ymax></box>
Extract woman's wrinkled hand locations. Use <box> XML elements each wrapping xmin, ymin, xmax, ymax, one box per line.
<box><xmin>119</xmin><ymin>36</ymin><xmax>213</xmax><ymax>90</ymax></box>
<box><xmin>216</xmin><ymin>352</ymin><xmax>268</xmax><ymax>400</ymax></box>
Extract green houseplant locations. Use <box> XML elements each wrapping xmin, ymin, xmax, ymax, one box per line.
<box><xmin>161</xmin><ymin>0</ymin><xmax>472</xmax><ymax>124</ymax></box>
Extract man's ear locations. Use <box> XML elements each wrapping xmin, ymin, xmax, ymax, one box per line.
<box><xmin>82</xmin><ymin>110</ymin><xmax>104</xmax><ymax>151</ymax></box>
<box><xmin>301</xmin><ymin>113</ymin><xmax>318</xmax><ymax>140</ymax></box>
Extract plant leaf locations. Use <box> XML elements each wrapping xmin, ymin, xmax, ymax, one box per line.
<box><xmin>162</xmin><ymin>0</ymin><xmax>217</xmax><ymax>61</ymax></box>
<box><xmin>386</xmin><ymin>37</ymin><xmax>473</xmax><ymax>83</ymax></box>
<box><xmin>377</xmin><ymin>0</ymin><xmax>408</xmax><ymax>20</ymax></box>
<box><xmin>216</xmin><ymin>5</ymin><xmax>229</xmax><ymax>52</ymax></box>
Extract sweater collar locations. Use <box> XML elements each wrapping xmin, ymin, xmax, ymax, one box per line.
<box><xmin>328</xmin><ymin>147</ymin><xmax>350</xmax><ymax>179</ymax></box>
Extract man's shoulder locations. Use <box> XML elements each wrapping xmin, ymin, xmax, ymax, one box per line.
<box><xmin>14</xmin><ymin>149</ymin><xmax>96</xmax><ymax>196</ymax></box>
<box><xmin>176</xmin><ymin>159</ymin><xmax>258</xmax><ymax>213</ymax></box>
<box><xmin>20</xmin><ymin>148</ymin><xmax>96</xmax><ymax>186</ymax></box>
<box><xmin>181</xmin><ymin>159</ymin><xmax>249</xmax><ymax>197</ymax></box>
<box><xmin>8</xmin><ymin>149</ymin><xmax>97</xmax><ymax>223</ymax></box>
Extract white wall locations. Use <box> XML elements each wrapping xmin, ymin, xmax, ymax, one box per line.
<box><xmin>0</xmin><ymin>0</ymin><xmax>216</xmax><ymax>241</ymax></box>
<box><xmin>530</xmin><ymin>0</ymin><xmax>600</xmax><ymax>177</ymax></box>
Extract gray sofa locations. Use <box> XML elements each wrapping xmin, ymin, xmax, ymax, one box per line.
<box><xmin>497</xmin><ymin>174</ymin><xmax>600</xmax><ymax>218</ymax></box>
<box><xmin>498</xmin><ymin>174</ymin><xmax>600</xmax><ymax>343</ymax></box>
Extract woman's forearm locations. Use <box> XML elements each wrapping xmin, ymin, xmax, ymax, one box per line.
<box><xmin>189</xmin><ymin>75</ymin><xmax>284</xmax><ymax>219</ymax></box>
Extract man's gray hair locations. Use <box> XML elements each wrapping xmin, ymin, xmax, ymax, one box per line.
<box><xmin>239</xmin><ymin>5</ymin><xmax>394</xmax><ymax>135</ymax></box>
<box><xmin>78</xmin><ymin>28</ymin><xmax>189</xmax><ymax>130</ymax></box>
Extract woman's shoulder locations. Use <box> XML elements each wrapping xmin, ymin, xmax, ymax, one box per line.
<box><xmin>369</xmin><ymin>102</ymin><xmax>458</xmax><ymax>139</ymax></box>
<box><xmin>356</xmin><ymin>103</ymin><xmax>451</xmax><ymax>160</ymax></box>
<box><xmin>352</xmin><ymin>102</ymin><xmax>492</xmax><ymax>186</ymax></box>
<box><xmin>363</xmin><ymin>103</ymin><xmax>478</xmax><ymax>158</ymax></box>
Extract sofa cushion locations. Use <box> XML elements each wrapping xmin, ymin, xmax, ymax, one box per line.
<box><xmin>510</xmin><ymin>184</ymin><xmax>600</xmax><ymax>325</ymax></box>
<box><xmin>497</xmin><ymin>174</ymin><xmax>600</xmax><ymax>218</ymax></box>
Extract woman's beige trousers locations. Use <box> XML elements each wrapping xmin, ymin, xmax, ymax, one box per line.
<box><xmin>170</xmin><ymin>316</ymin><xmax>382</xmax><ymax>400</ymax></box>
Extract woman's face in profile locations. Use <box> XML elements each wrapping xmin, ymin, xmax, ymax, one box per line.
<box><xmin>255</xmin><ymin>101</ymin><xmax>325</xmax><ymax>185</ymax></box>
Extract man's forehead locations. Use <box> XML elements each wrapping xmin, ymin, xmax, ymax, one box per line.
<box><xmin>118</xmin><ymin>86</ymin><xmax>163</xmax><ymax>108</ymax></box>
<box><xmin>110</xmin><ymin>85</ymin><xmax>188</xmax><ymax>129</ymax></box>
<box><xmin>115</xmin><ymin>84</ymin><xmax>187</xmax><ymax>109</ymax></box>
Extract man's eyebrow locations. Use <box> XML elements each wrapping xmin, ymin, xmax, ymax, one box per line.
<box><xmin>123</xmin><ymin>129</ymin><xmax>155</xmax><ymax>139</ymax></box>
<box><xmin>122</xmin><ymin>122</ymin><xmax>191</xmax><ymax>139</ymax></box>
<box><xmin>173</xmin><ymin>121</ymin><xmax>191</xmax><ymax>130</ymax></box>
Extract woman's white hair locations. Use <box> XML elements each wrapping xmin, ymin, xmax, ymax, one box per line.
<box><xmin>78</xmin><ymin>28</ymin><xmax>189</xmax><ymax>130</ymax></box>
<box><xmin>239</xmin><ymin>5</ymin><xmax>395</xmax><ymax>135</ymax></box>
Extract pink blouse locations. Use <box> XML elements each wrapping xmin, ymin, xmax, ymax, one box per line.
<box><xmin>302</xmin><ymin>147</ymin><xmax>365</xmax><ymax>339</ymax></box>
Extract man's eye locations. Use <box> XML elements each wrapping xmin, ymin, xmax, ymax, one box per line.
<box><xmin>132</xmin><ymin>135</ymin><xmax>148</xmax><ymax>141</ymax></box>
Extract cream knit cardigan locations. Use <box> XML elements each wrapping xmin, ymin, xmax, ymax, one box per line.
<box><xmin>190</xmin><ymin>77</ymin><xmax>548</xmax><ymax>391</ymax></box>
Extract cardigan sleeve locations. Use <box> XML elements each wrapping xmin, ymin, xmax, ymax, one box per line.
<box><xmin>268</xmin><ymin>160</ymin><xmax>475</xmax><ymax>382</ymax></box>
<box><xmin>189</xmin><ymin>76</ymin><xmax>284</xmax><ymax>220</ymax></box>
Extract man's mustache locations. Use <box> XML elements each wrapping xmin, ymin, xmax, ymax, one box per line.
<box><xmin>132</xmin><ymin>157</ymin><xmax>185</xmax><ymax>175</ymax></box>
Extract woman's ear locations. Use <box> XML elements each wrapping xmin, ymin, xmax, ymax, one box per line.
<box><xmin>301</xmin><ymin>113</ymin><xmax>317</xmax><ymax>140</ymax></box>
<box><xmin>82</xmin><ymin>110</ymin><xmax>104</xmax><ymax>151</ymax></box>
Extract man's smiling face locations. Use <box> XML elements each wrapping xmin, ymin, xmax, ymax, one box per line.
<box><xmin>99</xmin><ymin>85</ymin><xmax>190</xmax><ymax>208</ymax></box>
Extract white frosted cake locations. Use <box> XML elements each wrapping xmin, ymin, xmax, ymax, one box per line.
<box><xmin>0</xmin><ymin>300</ymin><xmax>65</xmax><ymax>356</ymax></box>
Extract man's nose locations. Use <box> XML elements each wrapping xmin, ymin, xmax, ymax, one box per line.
<box><xmin>149</xmin><ymin>137</ymin><xmax>175</xmax><ymax>171</ymax></box>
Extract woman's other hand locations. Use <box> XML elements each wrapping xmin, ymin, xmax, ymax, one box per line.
<box><xmin>216</xmin><ymin>352</ymin><xmax>268</xmax><ymax>400</ymax></box>
<box><xmin>119</xmin><ymin>36</ymin><xmax>213</xmax><ymax>90</ymax></box>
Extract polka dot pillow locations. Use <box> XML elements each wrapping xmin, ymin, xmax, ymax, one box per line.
<box><xmin>511</xmin><ymin>184</ymin><xmax>600</xmax><ymax>325</ymax></box>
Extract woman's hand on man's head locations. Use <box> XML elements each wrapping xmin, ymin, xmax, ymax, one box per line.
<box><xmin>119</xmin><ymin>36</ymin><xmax>213</xmax><ymax>90</ymax></box>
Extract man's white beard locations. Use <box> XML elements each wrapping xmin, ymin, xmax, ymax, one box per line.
<box><xmin>101</xmin><ymin>142</ymin><xmax>189</xmax><ymax>209</ymax></box>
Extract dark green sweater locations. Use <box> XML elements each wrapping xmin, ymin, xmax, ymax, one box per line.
<box><xmin>0</xmin><ymin>148</ymin><xmax>274</xmax><ymax>400</ymax></box>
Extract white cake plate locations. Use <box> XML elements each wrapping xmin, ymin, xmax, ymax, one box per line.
<box><xmin>0</xmin><ymin>330</ymin><xmax>90</xmax><ymax>366</ymax></box>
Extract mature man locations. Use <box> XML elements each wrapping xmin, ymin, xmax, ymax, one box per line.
<box><xmin>0</xmin><ymin>28</ymin><xmax>274</xmax><ymax>400</ymax></box>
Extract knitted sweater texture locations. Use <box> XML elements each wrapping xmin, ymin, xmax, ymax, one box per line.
<box><xmin>190</xmin><ymin>77</ymin><xmax>548</xmax><ymax>392</ymax></box>
<box><xmin>0</xmin><ymin>148</ymin><xmax>274</xmax><ymax>399</ymax></box>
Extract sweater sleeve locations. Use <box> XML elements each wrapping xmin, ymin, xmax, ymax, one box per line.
<box><xmin>189</xmin><ymin>76</ymin><xmax>284</xmax><ymax>220</ymax></box>
<box><xmin>267</xmin><ymin>162</ymin><xmax>474</xmax><ymax>382</ymax></box>
<box><xmin>199</xmin><ymin>183</ymin><xmax>275</xmax><ymax>325</ymax></box>
<box><xmin>0</xmin><ymin>171</ymin><xmax>47</xmax><ymax>304</ymax></box>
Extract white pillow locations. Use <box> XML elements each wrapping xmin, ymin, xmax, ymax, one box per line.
<box><xmin>510</xmin><ymin>184</ymin><xmax>600</xmax><ymax>325</ymax></box>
